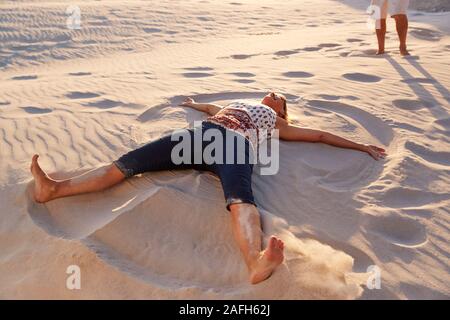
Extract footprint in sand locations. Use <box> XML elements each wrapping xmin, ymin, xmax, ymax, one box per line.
<box><xmin>318</xmin><ymin>43</ymin><xmax>341</xmax><ymax>48</ymax></box>
<box><xmin>410</xmin><ymin>27</ymin><xmax>442</xmax><ymax>41</ymax></box>
<box><xmin>346</xmin><ymin>38</ymin><xmax>364</xmax><ymax>43</ymax></box>
<box><xmin>365</xmin><ymin>214</ymin><xmax>427</xmax><ymax>248</ymax></box>
<box><xmin>392</xmin><ymin>99</ymin><xmax>434</xmax><ymax>111</ymax></box>
<box><xmin>227</xmin><ymin>72</ymin><xmax>256</xmax><ymax>83</ymax></box>
<box><xmin>21</xmin><ymin>106</ymin><xmax>52</xmax><ymax>114</ymax></box>
<box><xmin>184</xmin><ymin>67</ymin><xmax>214</xmax><ymax>72</ymax></box>
<box><xmin>197</xmin><ymin>16</ymin><xmax>213</xmax><ymax>22</ymax></box>
<box><xmin>273</xmin><ymin>49</ymin><xmax>301</xmax><ymax>57</ymax></box>
<box><xmin>282</xmin><ymin>71</ymin><xmax>314</xmax><ymax>78</ymax></box>
<box><xmin>378</xmin><ymin>186</ymin><xmax>449</xmax><ymax>208</ymax></box>
<box><xmin>232</xmin><ymin>79</ymin><xmax>255</xmax><ymax>84</ymax></box>
<box><xmin>228</xmin><ymin>53</ymin><xmax>259</xmax><ymax>60</ymax></box>
<box><xmin>316</xmin><ymin>94</ymin><xmax>359</xmax><ymax>101</ymax></box>
<box><xmin>317</xmin><ymin>94</ymin><xmax>341</xmax><ymax>101</ymax></box>
<box><xmin>405</xmin><ymin>141</ymin><xmax>450</xmax><ymax>167</ymax></box>
<box><xmin>68</xmin><ymin>72</ymin><xmax>92</xmax><ymax>77</ymax></box>
<box><xmin>228</xmin><ymin>72</ymin><xmax>255</xmax><ymax>78</ymax></box>
<box><xmin>143</xmin><ymin>27</ymin><xmax>162</xmax><ymax>33</ymax></box>
<box><xmin>65</xmin><ymin>91</ymin><xmax>101</xmax><ymax>99</ymax></box>
<box><xmin>83</xmin><ymin>99</ymin><xmax>122</xmax><ymax>109</ymax></box>
<box><xmin>181</xmin><ymin>72</ymin><xmax>215</xmax><ymax>78</ymax></box>
<box><xmin>302</xmin><ymin>46</ymin><xmax>321</xmax><ymax>52</ymax></box>
<box><xmin>342</xmin><ymin>72</ymin><xmax>381</xmax><ymax>83</ymax></box>
<box><xmin>11</xmin><ymin>75</ymin><xmax>38</xmax><ymax>80</ymax></box>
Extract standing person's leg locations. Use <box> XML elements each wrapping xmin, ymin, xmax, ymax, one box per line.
<box><xmin>372</xmin><ymin>0</ymin><xmax>388</xmax><ymax>54</ymax></box>
<box><xmin>376</xmin><ymin>19</ymin><xmax>387</xmax><ymax>54</ymax></box>
<box><xmin>31</xmin><ymin>127</ymin><xmax>196</xmax><ymax>203</ymax></box>
<box><xmin>391</xmin><ymin>0</ymin><xmax>410</xmax><ymax>55</ymax></box>
<box><xmin>393</xmin><ymin>14</ymin><xmax>409</xmax><ymax>55</ymax></box>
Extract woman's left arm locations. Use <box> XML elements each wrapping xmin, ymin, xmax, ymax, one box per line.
<box><xmin>276</xmin><ymin>117</ymin><xmax>387</xmax><ymax>160</ymax></box>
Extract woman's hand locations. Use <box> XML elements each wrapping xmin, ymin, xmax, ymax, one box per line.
<box><xmin>178</xmin><ymin>98</ymin><xmax>221</xmax><ymax>115</ymax></box>
<box><xmin>180</xmin><ymin>97</ymin><xmax>196</xmax><ymax>107</ymax></box>
<box><xmin>365</xmin><ymin>145</ymin><xmax>387</xmax><ymax>160</ymax></box>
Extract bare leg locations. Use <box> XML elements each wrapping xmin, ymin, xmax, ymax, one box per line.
<box><xmin>375</xmin><ymin>19</ymin><xmax>387</xmax><ymax>55</ymax></box>
<box><xmin>393</xmin><ymin>14</ymin><xmax>409</xmax><ymax>55</ymax></box>
<box><xmin>229</xmin><ymin>203</ymin><xmax>284</xmax><ymax>284</ymax></box>
<box><xmin>30</xmin><ymin>154</ymin><xmax>125</xmax><ymax>203</ymax></box>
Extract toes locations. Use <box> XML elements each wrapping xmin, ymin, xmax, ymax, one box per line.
<box><xmin>31</xmin><ymin>154</ymin><xmax>39</xmax><ymax>170</ymax></box>
<box><xmin>269</xmin><ymin>237</ymin><xmax>284</xmax><ymax>250</ymax></box>
<box><xmin>269</xmin><ymin>236</ymin><xmax>277</xmax><ymax>246</ymax></box>
<box><xmin>31</xmin><ymin>155</ymin><xmax>38</xmax><ymax>172</ymax></box>
<box><xmin>277</xmin><ymin>239</ymin><xmax>284</xmax><ymax>250</ymax></box>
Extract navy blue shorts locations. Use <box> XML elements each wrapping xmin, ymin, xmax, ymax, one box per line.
<box><xmin>113</xmin><ymin>121</ymin><xmax>256</xmax><ymax>210</ymax></box>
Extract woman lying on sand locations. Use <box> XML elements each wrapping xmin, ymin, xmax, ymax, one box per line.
<box><xmin>30</xmin><ymin>92</ymin><xmax>387</xmax><ymax>284</ymax></box>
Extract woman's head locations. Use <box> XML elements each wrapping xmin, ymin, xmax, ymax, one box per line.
<box><xmin>261</xmin><ymin>92</ymin><xmax>288</xmax><ymax>121</ymax></box>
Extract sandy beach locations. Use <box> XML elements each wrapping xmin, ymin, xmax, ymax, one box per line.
<box><xmin>0</xmin><ymin>0</ymin><xmax>449</xmax><ymax>299</ymax></box>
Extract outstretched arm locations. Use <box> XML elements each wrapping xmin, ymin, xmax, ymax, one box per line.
<box><xmin>179</xmin><ymin>97</ymin><xmax>222</xmax><ymax>116</ymax></box>
<box><xmin>276</xmin><ymin>117</ymin><xmax>387</xmax><ymax>160</ymax></box>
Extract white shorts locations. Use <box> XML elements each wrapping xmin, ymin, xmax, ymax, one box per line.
<box><xmin>370</xmin><ymin>0</ymin><xmax>409</xmax><ymax>19</ymax></box>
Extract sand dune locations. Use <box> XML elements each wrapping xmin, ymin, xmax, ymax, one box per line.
<box><xmin>1</xmin><ymin>0</ymin><xmax>449</xmax><ymax>299</ymax></box>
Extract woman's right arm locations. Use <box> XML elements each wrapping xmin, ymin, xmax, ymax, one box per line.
<box><xmin>179</xmin><ymin>97</ymin><xmax>222</xmax><ymax>116</ymax></box>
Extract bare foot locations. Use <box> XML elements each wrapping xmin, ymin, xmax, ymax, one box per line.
<box><xmin>30</xmin><ymin>154</ymin><xmax>57</xmax><ymax>203</ymax></box>
<box><xmin>400</xmin><ymin>46</ymin><xmax>410</xmax><ymax>56</ymax></box>
<box><xmin>249</xmin><ymin>236</ymin><xmax>284</xmax><ymax>284</ymax></box>
<box><xmin>376</xmin><ymin>49</ymin><xmax>385</xmax><ymax>55</ymax></box>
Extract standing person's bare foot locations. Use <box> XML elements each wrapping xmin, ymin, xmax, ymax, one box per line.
<box><xmin>249</xmin><ymin>236</ymin><xmax>284</xmax><ymax>284</ymax></box>
<box><xmin>30</xmin><ymin>154</ymin><xmax>57</xmax><ymax>203</ymax></box>
<box><xmin>400</xmin><ymin>46</ymin><xmax>410</xmax><ymax>56</ymax></box>
<box><xmin>376</xmin><ymin>50</ymin><xmax>385</xmax><ymax>55</ymax></box>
